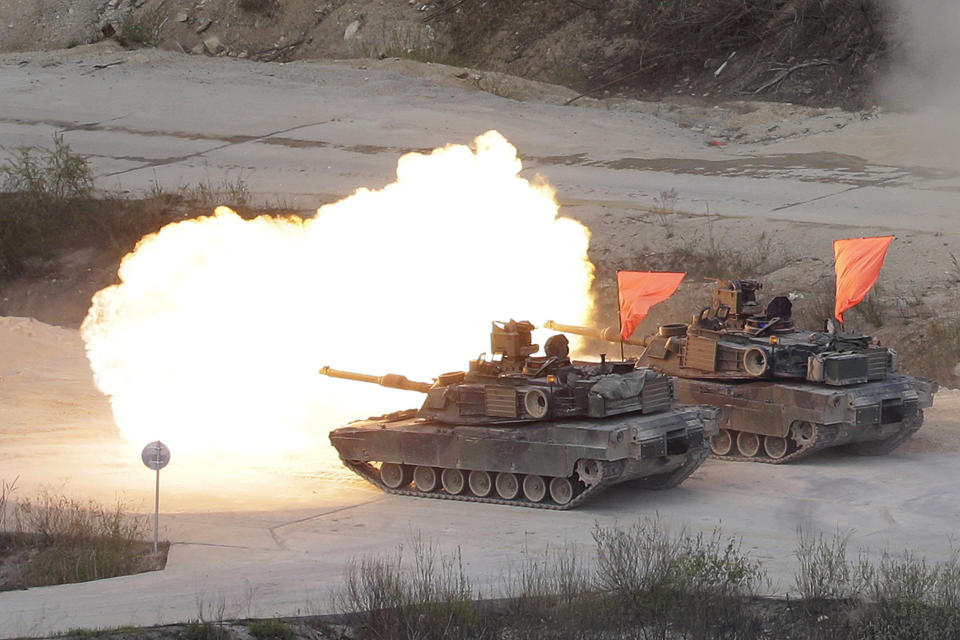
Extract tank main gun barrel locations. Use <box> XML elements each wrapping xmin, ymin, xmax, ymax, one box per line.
<box><xmin>319</xmin><ymin>366</ymin><xmax>433</xmax><ymax>393</ymax></box>
<box><xmin>544</xmin><ymin>321</ymin><xmax>648</xmax><ymax>347</ymax></box>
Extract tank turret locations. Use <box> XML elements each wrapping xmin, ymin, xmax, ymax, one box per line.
<box><xmin>321</xmin><ymin>320</ymin><xmax>675</xmax><ymax>425</ymax></box>
<box><xmin>546</xmin><ymin>279</ymin><xmax>937</xmax><ymax>463</ymax></box>
<box><xmin>319</xmin><ymin>320</ymin><xmax>717</xmax><ymax>508</ymax></box>
<box><xmin>549</xmin><ymin>279</ymin><xmax>898</xmax><ymax>385</ymax></box>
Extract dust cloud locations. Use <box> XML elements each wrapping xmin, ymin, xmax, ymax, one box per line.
<box><xmin>878</xmin><ymin>0</ymin><xmax>960</xmax><ymax>169</ymax></box>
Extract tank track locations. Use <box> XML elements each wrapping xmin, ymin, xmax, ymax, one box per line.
<box><xmin>845</xmin><ymin>410</ymin><xmax>924</xmax><ymax>456</ymax></box>
<box><xmin>710</xmin><ymin>423</ymin><xmax>841</xmax><ymax>465</ymax></box>
<box><xmin>631</xmin><ymin>445</ymin><xmax>709</xmax><ymax>489</ymax></box>
<box><xmin>341</xmin><ymin>458</ymin><xmax>626</xmax><ymax>510</ymax></box>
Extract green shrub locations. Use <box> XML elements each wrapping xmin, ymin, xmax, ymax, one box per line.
<box><xmin>247</xmin><ymin>620</ymin><xmax>293</xmax><ymax>640</ymax></box>
<box><xmin>183</xmin><ymin>620</ymin><xmax>222</xmax><ymax>640</ymax></box>
<box><xmin>592</xmin><ymin>517</ymin><xmax>765</xmax><ymax>637</ymax></box>
<box><xmin>794</xmin><ymin>528</ymin><xmax>855</xmax><ymax>601</ymax></box>
<box><xmin>334</xmin><ymin>534</ymin><xmax>481</xmax><ymax>640</ymax></box>
<box><xmin>1</xmin><ymin>134</ymin><xmax>93</xmax><ymax>202</ymax></box>
<box><xmin>0</xmin><ymin>135</ymin><xmax>96</xmax><ymax>278</ymax></box>
<box><xmin>117</xmin><ymin>6</ymin><xmax>166</xmax><ymax>47</ymax></box>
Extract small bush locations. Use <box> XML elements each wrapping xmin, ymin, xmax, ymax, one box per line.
<box><xmin>852</xmin><ymin>549</ymin><xmax>960</xmax><ymax>639</ymax></box>
<box><xmin>592</xmin><ymin>517</ymin><xmax>765</xmax><ymax>637</ymax></box>
<box><xmin>0</xmin><ymin>135</ymin><xmax>97</xmax><ymax>278</ymax></box>
<box><xmin>117</xmin><ymin>6</ymin><xmax>166</xmax><ymax>47</ymax></box>
<box><xmin>247</xmin><ymin>620</ymin><xmax>294</xmax><ymax>640</ymax></box>
<box><xmin>183</xmin><ymin>620</ymin><xmax>222</xmax><ymax>640</ymax></box>
<box><xmin>334</xmin><ymin>534</ymin><xmax>481</xmax><ymax>640</ymax></box>
<box><xmin>1</xmin><ymin>134</ymin><xmax>93</xmax><ymax>203</ymax></box>
<box><xmin>794</xmin><ymin>528</ymin><xmax>855</xmax><ymax>601</ymax></box>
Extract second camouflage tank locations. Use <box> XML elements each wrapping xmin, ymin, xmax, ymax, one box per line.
<box><xmin>546</xmin><ymin>280</ymin><xmax>937</xmax><ymax>464</ymax></box>
<box><xmin>321</xmin><ymin>320</ymin><xmax>718</xmax><ymax>509</ymax></box>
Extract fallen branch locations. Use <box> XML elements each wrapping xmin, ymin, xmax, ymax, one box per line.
<box><xmin>252</xmin><ymin>38</ymin><xmax>306</xmax><ymax>63</ymax></box>
<box><xmin>423</xmin><ymin>0</ymin><xmax>469</xmax><ymax>23</ymax></box>
<box><xmin>564</xmin><ymin>53</ymin><xmax>676</xmax><ymax>105</ymax></box>
<box><xmin>92</xmin><ymin>60</ymin><xmax>125</xmax><ymax>70</ymax></box>
<box><xmin>752</xmin><ymin>58</ymin><xmax>833</xmax><ymax>94</ymax></box>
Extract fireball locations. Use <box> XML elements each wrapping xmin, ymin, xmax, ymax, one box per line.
<box><xmin>81</xmin><ymin>131</ymin><xmax>594</xmax><ymax>456</ymax></box>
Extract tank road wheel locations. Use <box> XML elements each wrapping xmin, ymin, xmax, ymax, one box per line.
<box><xmin>441</xmin><ymin>468</ymin><xmax>466</xmax><ymax>495</ymax></box>
<box><xmin>522</xmin><ymin>475</ymin><xmax>548</xmax><ymax>502</ymax></box>
<box><xmin>413</xmin><ymin>466</ymin><xmax>439</xmax><ymax>492</ymax></box>
<box><xmin>710</xmin><ymin>429</ymin><xmax>734</xmax><ymax>456</ymax></box>
<box><xmin>468</xmin><ymin>470</ymin><xmax>493</xmax><ymax>497</ymax></box>
<box><xmin>495</xmin><ymin>473</ymin><xmax>520</xmax><ymax>500</ymax></box>
<box><xmin>736</xmin><ymin>431</ymin><xmax>761</xmax><ymax>457</ymax></box>
<box><xmin>380</xmin><ymin>463</ymin><xmax>412</xmax><ymax>489</ymax></box>
<box><xmin>764</xmin><ymin>435</ymin><xmax>789</xmax><ymax>460</ymax></box>
<box><xmin>549</xmin><ymin>477</ymin><xmax>575</xmax><ymax>506</ymax></box>
<box><xmin>790</xmin><ymin>421</ymin><xmax>816</xmax><ymax>448</ymax></box>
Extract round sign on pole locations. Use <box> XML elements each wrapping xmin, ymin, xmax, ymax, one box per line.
<box><xmin>142</xmin><ymin>440</ymin><xmax>171</xmax><ymax>470</ymax></box>
<box><xmin>142</xmin><ymin>440</ymin><xmax>170</xmax><ymax>554</ymax></box>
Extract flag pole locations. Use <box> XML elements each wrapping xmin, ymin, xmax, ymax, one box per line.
<box><xmin>616</xmin><ymin>271</ymin><xmax>625</xmax><ymax>361</ymax></box>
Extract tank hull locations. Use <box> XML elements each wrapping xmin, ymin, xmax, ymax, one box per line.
<box><xmin>674</xmin><ymin>374</ymin><xmax>937</xmax><ymax>463</ymax></box>
<box><xmin>329</xmin><ymin>405</ymin><xmax>715</xmax><ymax>509</ymax></box>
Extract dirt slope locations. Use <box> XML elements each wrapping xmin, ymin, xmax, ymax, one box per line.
<box><xmin>0</xmin><ymin>0</ymin><xmax>896</xmax><ymax>109</ymax></box>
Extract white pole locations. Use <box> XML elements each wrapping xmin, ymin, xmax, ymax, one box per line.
<box><xmin>154</xmin><ymin>454</ymin><xmax>160</xmax><ymax>554</ymax></box>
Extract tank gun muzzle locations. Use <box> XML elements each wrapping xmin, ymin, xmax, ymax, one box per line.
<box><xmin>543</xmin><ymin>321</ymin><xmax>649</xmax><ymax>347</ymax></box>
<box><xmin>319</xmin><ymin>366</ymin><xmax>433</xmax><ymax>393</ymax></box>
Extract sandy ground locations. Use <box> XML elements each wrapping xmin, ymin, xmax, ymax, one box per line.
<box><xmin>2</xmin><ymin>42</ymin><xmax>960</xmax><ymax>637</ymax></box>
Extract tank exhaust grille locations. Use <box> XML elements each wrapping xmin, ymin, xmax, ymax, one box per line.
<box><xmin>484</xmin><ymin>386</ymin><xmax>518</xmax><ymax>418</ymax></box>
<box><xmin>865</xmin><ymin>349</ymin><xmax>888</xmax><ymax>380</ymax></box>
<box><xmin>681</xmin><ymin>335</ymin><xmax>718</xmax><ymax>371</ymax></box>
<box><xmin>641</xmin><ymin>378</ymin><xmax>672</xmax><ymax>414</ymax></box>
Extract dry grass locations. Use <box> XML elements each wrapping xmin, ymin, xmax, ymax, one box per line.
<box><xmin>639</xmin><ymin>228</ymin><xmax>786</xmax><ymax>281</ymax></box>
<box><xmin>333</xmin><ymin>520</ymin><xmax>766</xmax><ymax>639</ymax></box>
<box><xmin>333</xmin><ymin>534</ymin><xmax>482</xmax><ymax>640</ymax></box>
<box><xmin>117</xmin><ymin>6</ymin><xmax>167</xmax><ymax>47</ymax></box>
<box><xmin>0</xmin><ymin>137</ymin><xmax>269</xmax><ymax>281</ymax></box>
<box><xmin>905</xmin><ymin>316</ymin><xmax>960</xmax><ymax>384</ymax></box>
<box><xmin>0</xmin><ymin>485</ymin><xmax>166</xmax><ymax>590</ymax></box>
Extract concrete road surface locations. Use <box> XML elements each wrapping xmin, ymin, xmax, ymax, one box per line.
<box><xmin>3</xmin><ymin>423</ymin><xmax>960</xmax><ymax>637</ymax></box>
<box><xmin>3</xmin><ymin>43</ymin><xmax>960</xmax><ymax>638</ymax></box>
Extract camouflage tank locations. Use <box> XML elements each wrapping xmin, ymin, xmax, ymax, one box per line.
<box><xmin>320</xmin><ymin>320</ymin><xmax>718</xmax><ymax>509</ymax></box>
<box><xmin>545</xmin><ymin>280</ymin><xmax>937</xmax><ymax>464</ymax></box>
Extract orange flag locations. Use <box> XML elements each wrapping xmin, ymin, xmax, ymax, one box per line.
<box><xmin>833</xmin><ymin>235</ymin><xmax>894</xmax><ymax>323</ymax></box>
<box><xmin>618</xmin><ymin>271</ymin><xmax>685</xmax><ymax>341</ymax></box>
